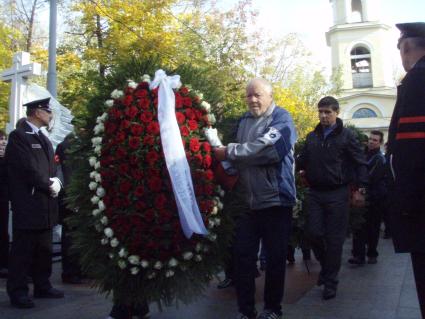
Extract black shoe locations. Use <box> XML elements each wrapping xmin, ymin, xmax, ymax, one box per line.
<box><xmin>348</xmin><ymin>257</ymin><xmax>365</xmax><ymax>265</ymax></box>
<box><xmin>62</xmin><ymin>275</ymin><xmax>84</xmax><ymax>284</ymax></box>
<box><xmin>367</xmin><ymin>257</ymin><xmax>377</xmax><ymax>264</ymax></box>
<box><xmin>10</xmin><ymin>295</ymin><xmax>35</xmax><ymax>309</ymax></box>
<box><xmin>322</xmin><ymin>286</ymin><xmax>337</xmax><ymax>300</ymax></box>
<box><xmin>34</xmin><ymin>287</ymin><xmax>64</xmax><ymax>299</ymax></box>
<box><xmin>258</xmin><ymin>309</ymin><xmax>282</xmax><ymax>319</ymax></box>
<box><xmin>217</xmin><ymin>278</ymin><xmax>233</xmax><ymax>289</ymax></box>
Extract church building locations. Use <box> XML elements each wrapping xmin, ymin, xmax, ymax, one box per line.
<box><xmin>326</xmin><ymin>0</ymin><xmax>397</xmax><ymax>140</ymax></box>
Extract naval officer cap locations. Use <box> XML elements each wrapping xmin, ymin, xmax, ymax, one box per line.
<box><xmin>23</xmin><ymin>97</ymin><xmax>52</xmax><ymax>113</ymax></box>
<box><xmin>396</xmin><ymin>22</ymin><xmax>425</xmax><ymax>48</ymax></box>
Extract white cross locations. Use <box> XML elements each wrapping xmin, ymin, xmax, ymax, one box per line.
<box><xmin>1</xmin><ymin>52</ymin><xmax>41</xmax><ymax>133</ymax></box>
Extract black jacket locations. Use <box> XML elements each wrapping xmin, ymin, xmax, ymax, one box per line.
<box><xmin>5</xmin><ymin>121</ymin><xmax>58</xmax><ymax>229</ymax></box>
<box><xmin>297</xmin><ymin>118</ymin><xmax>368</xmax><ymax>190</ymax></box>
<box><xmin>387</xmin><ymin>55</ymin><xmax>425</xmax><ymax>253</ymax></box>
<box><xmin>366</xmin><ymin>148</ymin><xmax>387</xmax><ymax>202</ymax></box>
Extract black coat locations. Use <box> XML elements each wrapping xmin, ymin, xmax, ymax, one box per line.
<box><xmin>387</xmin><ymin>55</ymin><xmax>425</xmax><ymax>253</ymax></box>
<box><xmin>297</xmin><ymin>118</ymin><xmax>368</xmax><ymax>190</ymax></box>
<box><xmin>5</xmin><ymin>121</ymin><xmax>58</xmax><ymax>230</ymax></box>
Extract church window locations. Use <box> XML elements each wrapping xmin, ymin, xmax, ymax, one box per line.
<box><xmin>351</xmin><ymin>45</ymin><xmax>373</xmax><ymax>88</ymax></box>
<box><xmin>353</xmin><ymin>108</ymin><xmax>377</xmax><ymax>118</ymax></box>
<box><xmin>351</xmin><ymin>0</ymin><xmax>364</xmax><ymax>22</ymax></box>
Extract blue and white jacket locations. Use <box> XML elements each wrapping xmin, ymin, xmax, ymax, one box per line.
<box><xmin>226</xmin><ymin>103</ymin><xmax>297</xmax><ymax>209</ymax></box>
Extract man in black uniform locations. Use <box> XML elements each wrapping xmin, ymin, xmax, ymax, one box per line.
<box><xmin>6</xmin><ymin>97</ymin><xmax>64</xmax><ymax>308</ymax></box>
<box><xmin>349</xmin><ymin>131</ymin><xmax>387</xmax><ymax>265</ymax></box>
<box><xmin>297</xmin><ymin>96</ymin><xmax>367</xmax><ymax>300</ymax></box>
<box><xmin>388</xmin><ymin>22</ymin><xmax>425</xmax><ymax>317</ymax></box>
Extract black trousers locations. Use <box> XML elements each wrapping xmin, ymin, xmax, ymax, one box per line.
<box><xmin>7</xmin><ymin>229</ymin><xmax>53</xmax><ymax>299</ymax></box>
<box><xmin>411</xmin><ymin>252</ymin><xmax>425</xmax><ymax>318</ymax></box>
<box><xmin>352</xmin><ymin>201</ymin><xmax>383</xmax><ymax>259</ymax></box>
<box><xmin>0</xmin><ymin>200</ymin><xmax>9</xmax><ymax>269</ymax></box>
<box><xmin>306</xmin><ymin>186</ymin><xmax>349</xmax><ymax>289</ymax></box>
<box><xmin>233</xmin><ymin>206</ymin><xmax>292</xmax><ymax>317</ymax></box>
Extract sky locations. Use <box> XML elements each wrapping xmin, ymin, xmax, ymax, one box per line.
<box><xmin>221</xmin><ymin>0</ymin><xmax>425</xmax><ymax>74</ymax></box>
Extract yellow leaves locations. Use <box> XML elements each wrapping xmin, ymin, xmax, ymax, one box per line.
<box><xmin>273</xmin><ymin>86</ymin><xmax>317</xmax><ymax>140</ymax></box>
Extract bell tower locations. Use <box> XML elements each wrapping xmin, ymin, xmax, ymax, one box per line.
<box><xmin>326</xmin><ymin>0</ymin><xmax>396</xmax><ymax>140</ymax></box>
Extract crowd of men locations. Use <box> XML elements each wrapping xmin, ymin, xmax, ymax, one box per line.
<box><xmin>0</xmin><ymin>22</ymin><xmax>424</xmax><ymax>319</ymax></box>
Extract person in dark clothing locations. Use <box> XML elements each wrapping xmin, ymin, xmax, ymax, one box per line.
<box><xmin>0</xmin><ymin>130</ymin><xmax>9</xmax><ymax>278</ymax></box>
<box><xmin>387</xmin><ymin>22</ymin><xmax>425</xmax><ymax>318</ymax></box>
<box><xmin>349</xmin><ymin>131</ymin><xmax>387</xmax><ymax>265</ymax></box>
<box><xmin>55</xmin><ymin>135</ymin><xmax>83</xmax><ymax>284</ymax></box>
<box><xmin>6</xmin><ymin>98</ymin><xmax>64</xmax><ymax>309</ymax></box>
<box><xmin>297</xmin><ymin>96</ymin><xmax>368</xmax><ymax>300</ymax></box>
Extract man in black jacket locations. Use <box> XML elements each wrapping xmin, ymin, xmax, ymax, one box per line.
<box><xmin>349</xmin><ymin>131</ymin><xmax>387</xmax><ymax>265</ymax></box>
<box><xmin>5</xmin><ymin>97</ymin><xmax>64</xmax><ymax>309</ymax></box>
<box><xmin>297</xmin><ymin>96</ymin><xmax>367</xmax><ymax>300</ymax></box>
<box><xmin>387</xmin><ymin>22</ymin><xmax>425</xmax><ymax>317</ymax></box>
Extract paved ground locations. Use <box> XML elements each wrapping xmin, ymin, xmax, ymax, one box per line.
<box><xmin>0</xmin><ymin>236</ymin><xmax>421</xmax><ymax>319</ymax></box>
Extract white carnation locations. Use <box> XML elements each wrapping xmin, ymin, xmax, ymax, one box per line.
<box><xmin>100</xmin><ymin>216</ymin><xmax>108</xmax><ymax>225</ymax></box>
<box><xmin>165</xmin><ymin>270</ymin><xmax>175</xmax><ymax>278</ymax></box>
<box><xmin>208</xmin><ymin>233</ymin><xmax>217</xmax><ymax>242</ymax></box>
<box><xmin>127</xmin><ymin>80</ymin><xmax>138</xmax><ymax>89</ymax></box>
<box><xmin>128</xmin><ymin>255</ymin><xmax>140</xmax><ymax>265</ymax></box>
<box><xmin>214</xmin><ymin>218</ymin><xmax>221</xmax><ymax>226</ymax></box>
<box><xmin>109</xmin><ymin>253</ymin><xmax>114</xmax><ymax>259</ymax></box>
<box><xmin>104</xmin><ymin>227</ymin><xmax>114</xmax><ymax>238</ymax></box>
<box><xmin>96</xmin><ymin>187</ymin><xmax>105</xmax><ymax>198</ymax></box>
<box><xmin>153</xmin><ymin>261</ymin><xmax>163</xmax><ymax>270</ymax></box>
<box><xmin>89</xmin><ymin>181</ymin><xmax>98</xmax><ymax>190</ymax></box>
<box><xmin>110</xmin><ymin>238</ymin><xmax>119</xmax><ymax>247</ymax></box>
<box><xmin>98</xmin><ymin>200</ymin><xmax>105</xmax><ymax>211</ymax></box>
<box><xmin>94</xmin><ymin>172</ymin><xmax>102</xmax><ymax>183</ymax></box>
<box><xmin>130</xmin><ymin>267</ymin><xmax>140</xmax><ymax>275</ymax></box>
<box><xmin>182</xmin><ymin>252</ymin><xmax>193</xmax><ymax>260</ymax></box>
<box><xmin>200</xmin><ymin>101</ymin><xmax>211</xmax><ymax>112</ymax></box>
<box><xmin>91</xmin><ymin>196</ymin><xmax>100</xmax><ymax>204</ymax></box>
<box><xmin>111</xmin><ymin>89</ymin><xmax>124</xmax><ymax>99</ymax></box>
<box><xmin>141</xmin><ymin>74</ymin><xmax>151</xmax><ymax>83</ymax></box>
<box><xmin>118</xmin><ymin>260</ymin><xmax>127</xmax><ymax>269</ymax></box>
<box><xmin>168</xmin><ymin>258</ymin><xmax>178</xmax><ymax>268</ymax></box>
<box><xmin>90</xmin><ymin>171</ymin><xmax>96</xmax><ymax>179</ymax></box>
<box><xmin>92</xmin><ymin>209</ymin><xmax>100</xmax><ymax>216</ymax></box>
<box><xmin>101</xmin><ymin>238</ymin><xmax>108</xmax><ymax>245</ymax></box>
<box><xmin>194</xmin><ymin>254</ymin><xmax>202</xmax><ymax>262</ymax></box>
<box><xmin>217</xmin><ymin>201</ymin><xmax>224</xmax><ymax>210</ymax></box>
<box><xmin>91</xmin><ymin>137</ymin><xmax>102</xmax><ymax>146</ymax></box>
<box><xmin>94</xmin><ymin>161</ymin><xmax>101</xmax><ymax>170</ymax></box>
<box><xmin>211</xmin><ymin>206</ymin><xmax>218</xmax><ymax>215</ymax></box>
<box><xmin>147</xmin><ymin>272</ymin><xmax>156</xmax><ymax>279</ymax></box>
<box><xmin>195</xmin><ymin>243</ymin><xmax>202</xmax><ymax>252</ymax></box>
<box><xmin>207</xmin><ymin>113</ymin><xmax>216</xmax><ymax>125</ymax></box>
<box><xmin>104</xmin><ymin>100</ymin><xmax>114</xmax><ymax>107</ymax></box>
<box><xmin>93</xmin><ymin>123</ymin><xmax>104</xmax><ymax>135</ymax></box>
<box><xmin>118</xmin><ymin>248</ymin><xmax>128</xmax><ymax>258</ymax></box>
<box><xmin>89</xmin><ymin>157</ymin><xmax>97</xmax><ymax>167</ymax></box>
<box><xmin>94</xmin><ymin>145</ymin><xmax>102</xmax><ymax>155</ymax></box>
<box><xmin>208</xmin><ymin>220</ymin><xmax>215</xmax><ymax>228</ymax></box>
<box><xmin>140</xmin><ymin>260</ymin><xmax>149</xmax><ymax>268</ymax></box>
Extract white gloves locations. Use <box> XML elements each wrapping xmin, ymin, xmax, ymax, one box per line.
<box><xmin>49</xmin><ymin>177</ymin><xmax>62</xmax><ymax>198</ymax></box>
<box><xmin>204</xmin><ymin>128</ymin><xmax>223</xmax><ymax>147</ymax></box>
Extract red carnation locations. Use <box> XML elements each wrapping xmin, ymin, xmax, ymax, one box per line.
<box><xmin>116</xmin><ymin>131</ymin><xmax>126</xmax><ymax>143</ymax></box>
<box><xmin>110</xmin><ymin>108</ymin><xmax>122</xmax><ymax>119</ymax></box>
<box><xmin>183</xmin><ymin>97</ymin><xmax>192</xmax><ymax>107</ymax></box>
<box><xmin>144</xmin><ymin>209</ymin><xmax>155</xmax><ymax>222</ymax></box>
<box><xmin>202</xmin><ymin>142</ymin><xmax>212</xmax><ymax>152</ymax></box>
<box><xmin>143</xmin><ymin>135</ymin><xmax>155</xmax><ymax>146</ymax></box>
<box><xmin>129</xmin><ymin>136</ymin><xmax>140</xmax><ymax>149</ymax></box>
<box><xmin>203</xmin><ymin>155</ymin><xmax>212</xmax><ymax>168</ymax></box>
<box><xmin>138</xmin><ymin>98</ymin><xmax>150</xmax><ymax>109</ymax></box>
<box><xmin>180</xmin><ymin>126</ymin><xmax>190</xmax><ymax>137</ymax></box>
<box><xmin>176</xmin><ymin>112</ymin><xmax>186</xmax><ymax>124</ymax></box>
<box><xmin>180</xmin><ymin>87</ymin><xmax>189</xmax><ymax>95</ymax></box>
<box><xmin>129</xmin><ymin>155</ymin><xmax>138</xmax><ymax>165</ymax></box>
<box><xmin>185</xmin><ymin>108</ymin><xmax>196</xmax><ymax>120</ymax></box>
<box><xmin>193</xmin><ymin>153</ymin><xmax>203</xmax><ymax>166</ymax></box>
<box><xmin>147</xmin><ymin>168</ymin><xmax>161</xmax><ymax>177</ymax></box>
<box><xmin>175</xmin><ymin>92</ymin><xmax>183</xmax><ymax>109</ymax></box>
<box><xmin>119</xmin><ymin>181</ymin><xmax>132</xmax><ymax>193</ymax></box>
<box><xmin>148</xmin><ymin>177</ymin><xmax>162</xmax><ymax>192</ymax></box>
<box><xmin>123</xmin><ymin>95</ymin><xmax>133</xmax><ymax>107</ymax></box>
<box><xmin>119</xmin><ymin>163</ymin><xmax>129</xmax><ymax>174</ymax></box>
<box><xmin>146</xmin><ymin>121</ymin><xmax>160</xmax><ymax>135</ymax></box>
<box><xmin>146</xmin><ymin>151</ymin><xmax>159</xmax><ymax>166</ymax></box>
<box><xmin>125</xmin><ymin>106</ymin><xmax>138</xmax><ymax>119</ymax></box>
<box><xmin>136</xmin><ymin>201</ymin><xmax>146</xmax><ymax>211</ymax></box>
<box><xmin>105</xmin><ymin>122</ymin><xmax>117</xmax><ymax>134</ymax></box>
<box><xmin>135</xmin><ymin>185</ymin><xmax>145</xmax><ymax>197</ymax></box>
<box><xmin>188</xmin><ymin>119</ymin><xmax>198</xmax><ymax>131</ymax></box>
<box><xmin>135</xmin><ymin>89</ymin><xmax>148</xmax><ymax>98</ymax></box>
<box><xmin>132</xmin><ymin>169</ymin><xmax>144</xmax><ymax>180</ymax></box>
<box><xmin>120</xmin><ymin>120</ymin><xmax>131</xmax><ymax>129</ymax></box>
<box><xmin>195</xmin><ymin>109</ymin><xmax>203</xmax><ymax>120</ymax></box>
<box><xmin>204</xmin><ymin>183</ymin><xmax>214</xmax><ymax>195</ymax></box>
<box><xmin>116</xmin><ymin>147</ymin><xmax>127</xmax><ymax>159</ymax></box>
<box><xmin>131</xmin><ymin>124</ymin><xmax>144</xmax><ymax>136</ymax></box>
<box><xmin>205</xmin><ymin>169</ymin><xmax>214</xmax><ymax>181</ymax></box>
<box><xmin>152</xmin><ymin>226</ymin><xmax>163</xmax><ymax>238</ymax></box>
<box><xmin>189</xmin><ymin>138</ymin><xmax>201</xmax><ymax>153</ymax></box>
<box><xmin>140</xmin><ymin>111</ymin><xmax>153</xmax><ymax>123</ymax></box>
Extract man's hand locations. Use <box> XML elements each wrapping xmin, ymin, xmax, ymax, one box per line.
<box><xmin>213</xmin><ymin>147</ymin><xmax>227</xmax><ymax>161</ymax></box>
<box><xmin>49</xmin><ymin>177</ymin><xmax>62</xmax><ymax>198</ymax></box>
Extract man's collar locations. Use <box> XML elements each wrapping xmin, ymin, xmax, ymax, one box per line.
<box><xmin>25</xmin><ymin>120</ymin><xmax>40</xmax><ymax>134</ymax></box>
<box><xmin>247</xmin><ymin>103</ymin><xmax>276</xmax><ymax>118</ymax></box>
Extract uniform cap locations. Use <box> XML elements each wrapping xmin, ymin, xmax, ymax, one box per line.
<box><xmin>23</xmin><ymin>97</ymin><xmax>52</xmax><ymax>113</ymax></box>
<box><xmin>396</xmin><ymin>22</ymin><xmax>425</xmax><ymax>48</ymax></box>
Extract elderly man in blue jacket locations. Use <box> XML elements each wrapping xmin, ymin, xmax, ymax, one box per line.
<box><xmin>214</xmin><ymin>78</ymin><xmax>297</xmax><ymax>319</ymax></box>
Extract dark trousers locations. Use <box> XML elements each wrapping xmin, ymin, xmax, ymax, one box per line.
<box><xmin>411</xmin><ymin>252</ymin><xmax>425</xmax><ymax>318</ymax></box>
<box><xmin>7</xmin><ymin>229</ymin><xmax>53</xmax><ymax>299</ymax></box>
<box><xmin>306</xmin><ymin>186</ymin><xmax>349</xmax><ymax>289</ymax></box>
<box><xmin>352</xmin><ymin>201</ymin><xmax>383</xmax><ymax>259</ymax></box>
<box><xmin>0</xmin><ymin>200</ymin><xmax>9</xmax><ymax>269</ymax></box>
<box><xmin>234</xmin><ymin>206</ymin><xmax>292</xmax><ymax>316</ymax></box>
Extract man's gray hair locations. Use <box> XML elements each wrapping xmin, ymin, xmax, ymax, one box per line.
<box><xmin>247</xmin><ymin>78</ymin><xmax>273</xmax><ymax>96</ymax></box>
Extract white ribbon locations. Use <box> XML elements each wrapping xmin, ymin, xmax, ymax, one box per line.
<box><xmin>150</xmin><ymin>70</ymin><xmax>208</xmax><ymax>239</ymax></box>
